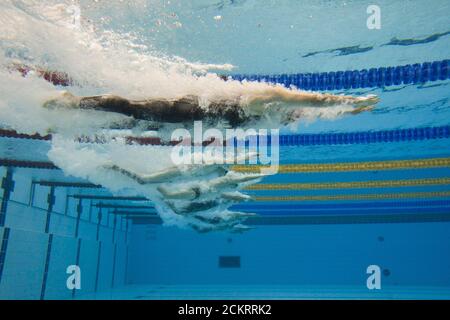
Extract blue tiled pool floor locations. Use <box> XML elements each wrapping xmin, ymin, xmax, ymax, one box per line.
<box><xmin>77</xmin><ymin>285</ymin><xmax>450</xmax><ymax>300</ymax></box>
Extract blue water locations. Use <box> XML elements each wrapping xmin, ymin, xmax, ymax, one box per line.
<box><xmin>0</xmin><ymin>0</ymin><xmax>450</xmax><ymax>299</ymax></box>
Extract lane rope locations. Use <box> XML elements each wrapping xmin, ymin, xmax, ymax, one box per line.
<box><xmin>230</xmin><ymin>59</ymin><xmax>450</xmax><ymax>90</ymax></box>
<box><xmin>2</xmin><ymin>125</ymin><xmax>450</xmax><ymax>146</ymax></box>
<box><xmin>232</xmin><ymin>157</ymin><xmax>450</xmax><ymax>173</ymax></box>
<box><xmin>255</xmin><ymin>191</ymin><xmax>450</xmax><ymax>202</ymax></box>
<box><xmin>245</xmin><ymin>177</ymin><xmax>450</xmax><ymax>190</ymax></box>
<box><xmin>0</xmin><ymin>159</ymin><xmax>58</xmax><ymax>170</ymax></box>
<box><xmin>2</xmin><ymin>157</ymin><xmax>449</xmax><ymax>173</ymax></box>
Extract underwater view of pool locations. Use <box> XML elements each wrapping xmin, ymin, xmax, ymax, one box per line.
<box><xmin>0</xmin><ymin>0</ymin><xmax>449</xmax><ymax>300</ymax></box>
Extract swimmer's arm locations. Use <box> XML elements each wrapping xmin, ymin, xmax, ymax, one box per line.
<box><xmin>243</xmin><ymin>85</ymin><xmax>379</xmax><ymax>107</ymax></box>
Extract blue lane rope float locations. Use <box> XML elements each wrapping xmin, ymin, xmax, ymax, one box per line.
<box><xmin>275</xmin><ymin>125</ymin><xmax>450</xmax><ymax>146</ymax></box>
<box><xmin>230</xmin><ymin>59</ymin><xmax>450</xmax><ymax>90</ymax></box>
<box><xmin>233</xmin><ymin>125</ymin><xmax>450</xmax><ymax>146</ymax></box>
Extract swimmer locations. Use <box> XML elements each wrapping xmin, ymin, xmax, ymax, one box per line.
<box><xmin>104</xmin><ymin>152</ymin><xmax>264</xmax><ymax>201</ymax></box>
<box><xmin>12</xmin><ymin>63</ymin><xmax>378</xmax><ymax>128</ymax></box>
<box><xmin>104</xmin><ymin>153</ymin><xmax>263</xmax><ymax>233</ymax></box>
<box><xmin>43</xmin><ymin>89</ymin><xmax>378</xmax><ymax>128</ymax></box>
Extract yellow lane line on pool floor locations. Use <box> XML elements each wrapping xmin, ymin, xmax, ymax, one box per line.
<box><xmin>232</xmin><ymin>157</ymin><xmax>450</xmax><ymax>173</ymax></box>
<box><xmin>245</xmin><ymin>177</ymin><xmax>450</xmax><ymax>190</ymax></box>
<box><xmin>255</xmin><ymin>191</ymin><xmax>450</xmax><ymax>202</ymax></box>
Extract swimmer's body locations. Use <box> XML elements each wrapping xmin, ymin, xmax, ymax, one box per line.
<box><xmin>13</xmin><ymin>63</ymin><xmax>379</xmax><ymax>128</ymax></box>
<box><xmin>44</xmin><ymin>87</ymin><xmax>378</xmax><ymax>127</ymax></box>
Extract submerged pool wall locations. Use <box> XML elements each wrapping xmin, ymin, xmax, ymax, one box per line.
<box><xmin>0</xmin><ymin>166</ymin><xmax>129</xmax><ymax>299</ymax></box>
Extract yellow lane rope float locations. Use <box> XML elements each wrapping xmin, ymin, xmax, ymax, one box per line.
<box><xmin>255</xmin><ymin>191</ymin><xmax>450</xmax><ymax>202</ymax></box>
<box><xmin>232</xmin><ymin>157</ymin><xmax>450</xmax><ymax>174</ymax></box>
<box><xmin>245</xmin><ymin>177</ymin><xmax>450</xmax><ymax>190</ymax></box>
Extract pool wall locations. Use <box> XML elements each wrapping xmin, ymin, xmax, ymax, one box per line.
<box><xmin>0</xmin><ymin>166</ymin><xmax>129</xmax><ymax>299</ymax></box>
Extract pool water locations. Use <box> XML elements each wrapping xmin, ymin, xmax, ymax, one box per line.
<box><xmin>0</xmin><ymin>0</ymin><xmax>450</xmax><ymax>300</ymax></box>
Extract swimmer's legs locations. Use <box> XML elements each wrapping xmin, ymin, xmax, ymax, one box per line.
<box><xmin>43</xmin><ymin>92</ymin><xmax>205</xmax><ymax>122</ymax></box>
<box><xmin>104</xmin><ymin>164</ymin><xmax>180</xmax><ymax>184</ymax></box>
